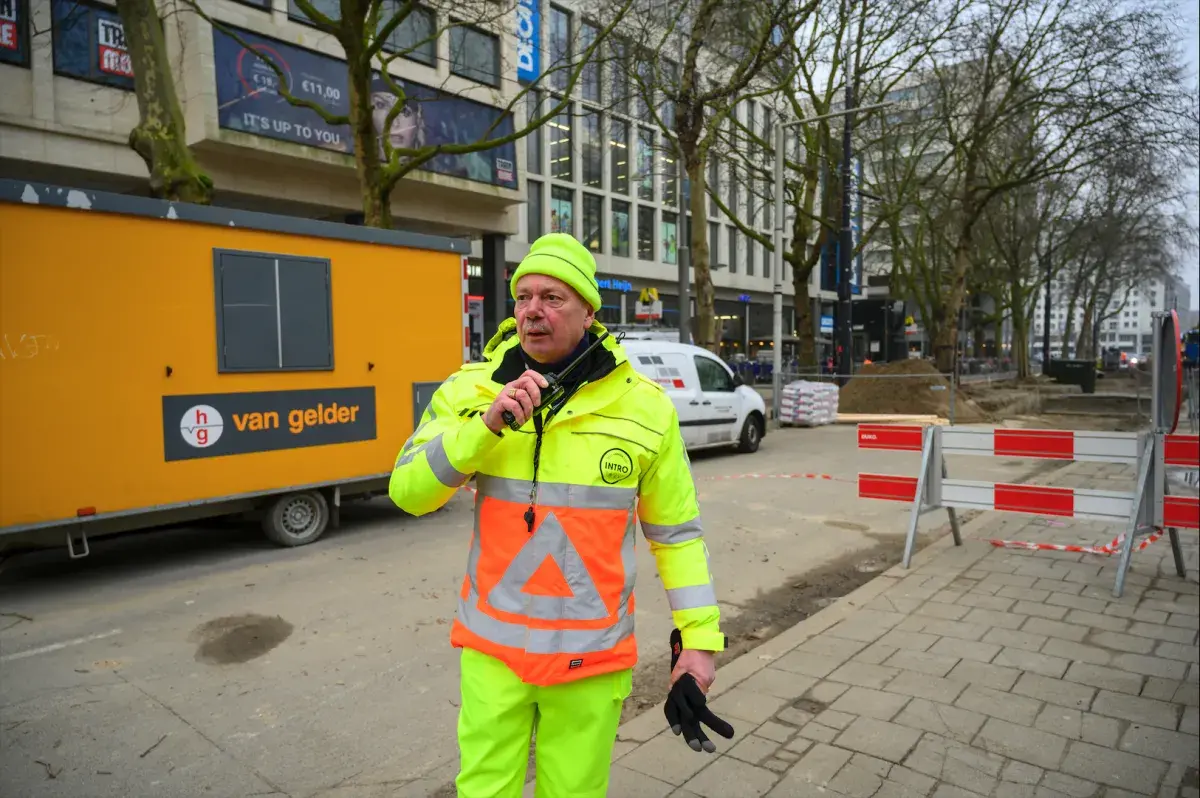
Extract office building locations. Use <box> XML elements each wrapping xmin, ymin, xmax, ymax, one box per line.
<box><xmin>0</xmin><ymin>0</ymin><xmax>797</xmax><ymax>358</ymax></box>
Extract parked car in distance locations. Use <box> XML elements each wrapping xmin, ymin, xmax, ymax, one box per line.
<box><xmin>621</xmin><ymin>339</ymin><xmax>767</xmax><ymax>454</ymax></box>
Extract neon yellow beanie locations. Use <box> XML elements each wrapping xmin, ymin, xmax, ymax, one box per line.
<box><xmin>510</xmin><ymin>233</ymin><xmax>602</xmax><ymax>312</ymax></box>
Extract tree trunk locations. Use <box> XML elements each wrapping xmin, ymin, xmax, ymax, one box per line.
<box><xmin>1011</xmin><ymin>303</ymin><xmax>1031</xmax><ymax>377</ymax></box>
<box><xmin>933</xmin><ymin>229</ymin><xmax>973</xmax><ymax>374</ymax></box>
<box><xmin>1076</xmin><ymin>293</ymin><xmax>1096</xmax><ymax>360</ymax></box>
<box><xmin>344</xmin><ymin>52</ymin><xmax>391</xmax><ymax>228</ymax></box>
<box><xmin>688</xmin><ymin>154</ymin><xmax>717</xmax><ymax>351</ymax></box>
<box><xmin>792</xmin><ymin>263</ymin><xmax>815</xmax><ymax>367</ymax></box>
<box><xmin>116</xmin><ymin>0</ymin><xmax>212</xmax><ymax>203</ymax></box>
<box><xmin>1060</xmin><ymin>273</ymin><xmax>1084</xmax><ymax>359</ymax></box>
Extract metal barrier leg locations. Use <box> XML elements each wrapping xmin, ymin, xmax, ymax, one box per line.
<box><xmin>1168</xmin><ymin>528</ymin><xmax>1186</xmax><ymax>578</ymax></box>
<box><xmin>943</xmin><ymin>458</ymin><xmax>962</xmax><ymax>547</ymax></box>
<box><xmin>902</xmin><ymin>428</ymin><xmax>934</xmax><ymax>569</ymax></box>
<box><xmin>1114</xmin><ymin>436</ymin><xmax>1154</xmax><ymax>598</ymax></box>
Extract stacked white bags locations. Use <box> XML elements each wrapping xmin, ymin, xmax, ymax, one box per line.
<box><xmin>778</xmin><ymin>380</ymin><xmax>840</xmax><ymax>426</ymax></box>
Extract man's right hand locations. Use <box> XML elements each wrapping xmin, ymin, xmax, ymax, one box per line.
<box><xmin>483</xmin><ymin>370</ymin><xmax>550</xmax><ymax>433</ymax></box>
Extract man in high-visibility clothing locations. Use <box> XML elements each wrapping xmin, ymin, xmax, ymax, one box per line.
<box><xmin>389</xmin><ymin>232</ymin><xmax>732</xmax><ymax>797</ymax></box>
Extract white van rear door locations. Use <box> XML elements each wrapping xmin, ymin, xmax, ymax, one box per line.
<box><xmin>629</xmin><ymin>350</ymin><xmax>706</xmax><ymax>447</ymax></box>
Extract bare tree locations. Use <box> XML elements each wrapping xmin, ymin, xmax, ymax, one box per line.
<box><xmin>871</xmin><ymin>0</ymin><xmax>1197</xmax><ymax>371</ymax></box>
<box><xmin>184</xmin><ymin>0</ymin><xmax>634</xmax><ymax>228</ymax></box>
<box><xmin>581</xmin><ymin>0</ymin><xmax>816</xmax><ymax>351</ymax></box>
<box><xmin>704</xmin><ymin>0</ymin><xmax>962</xmax><ymax>365</ymax></box>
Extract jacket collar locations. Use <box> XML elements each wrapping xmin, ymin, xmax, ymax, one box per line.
<box><xmin>478</xmin><ymin>319</ymin><xmax>636</xmax><ymax>420</ymax></box>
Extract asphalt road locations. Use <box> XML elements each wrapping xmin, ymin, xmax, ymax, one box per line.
<box><xmin>0</xmin><ymin>425</ymin><xmax>1052</xmax><ymax>798</ymax></box>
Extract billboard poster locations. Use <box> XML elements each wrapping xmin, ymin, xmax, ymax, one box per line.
<box><xmin>212</xmin><ymin>24</ymin><xmax>518</xmax><ymax>190</ymax></box>
<box><xmin>50</xmin><ymin>0</ymin><xmax>134</xmax><ymax>88</ymax></box>
<box><xmin>1</xmin><ymin>0</ymin><xmax>29</xmax><ymax>66</ymax></box>
<box><xmin>515</xmin><ymin>0</ymin><xmax>540</xmax><ymax>84</ymax></box>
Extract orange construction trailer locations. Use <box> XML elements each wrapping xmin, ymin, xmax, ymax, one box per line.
<box><xmin>0</xmin><ymin>179</ymin><xmax>470</xmax><ymax>559</ymax></box>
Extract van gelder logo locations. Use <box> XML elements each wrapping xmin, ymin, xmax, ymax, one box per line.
<box><xmin>515</xmin><ymin>0</ymin><xmax>539</xmax><ymax>83</ymax></box>
<box><xmin>163</xmin><ymin>387</ymin><xmax>377</xmax><ymax>461</ymax></box>
<box><xmin>181</xmin><ymin>405</ymin><xmax>224</xmax><ymax>448</ymax></box>
<box><xmin>97</xmin><ymin>17</ymin><xmax>132</xmax><ymax>77</ymax></box>
<box><xmin>599</xmin><ymin>448</ymin><xmax>634</xmax><ymax>485</ymax></box>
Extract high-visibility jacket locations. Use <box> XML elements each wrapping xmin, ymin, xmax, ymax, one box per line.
<box><xmin>388</xmin><ymin>319</ymin><xmax>725</xmax><ymax>686</ymax></box>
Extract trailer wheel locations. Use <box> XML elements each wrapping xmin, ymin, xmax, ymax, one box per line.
<box><xmin>261</xmin><ymin>490</ymin><xmax>329</xmax><ymax>547</ymax></box>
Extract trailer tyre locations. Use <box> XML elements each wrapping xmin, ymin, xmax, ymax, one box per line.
<box><xmin>262</xmin><ymin>490</ymin><xmax>329</xmax><ymax>547</ymax></box>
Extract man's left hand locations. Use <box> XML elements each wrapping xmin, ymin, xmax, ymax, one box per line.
<box><xmin>670</xmin><ymin>648</ymin><xmax>716</xmax><ymax>694</ymax></box>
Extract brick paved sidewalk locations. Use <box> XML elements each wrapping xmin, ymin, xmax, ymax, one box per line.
<box><xmin>601</xmin><ymin>476</ymin><xmax>1199</xmax><ymax>797</ymax></box>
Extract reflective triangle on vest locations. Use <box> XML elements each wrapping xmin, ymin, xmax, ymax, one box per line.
<box><xmin>487</xmin><ymin>511</ymin><xmax>609</xmax><ymax>621</ymax></box>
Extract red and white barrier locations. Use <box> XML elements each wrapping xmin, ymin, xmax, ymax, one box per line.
<box><xmin>856</xmin><ymin>422</ymin><xmax>1198</xmax><ymax>597</ymax></box>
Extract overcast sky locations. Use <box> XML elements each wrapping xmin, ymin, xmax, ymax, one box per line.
<box><xmin>1182</xmin><ymin>0</ymin><xmax>1200</xmax><ymax>311</ymax></box>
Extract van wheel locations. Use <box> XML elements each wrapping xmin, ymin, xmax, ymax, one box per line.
<box><xmin>262</xmin><ymin>490</ymin><xmax>329</xmax><ymax>547</ymax></box>
<box><xmin>737</xmin><ymin>413</ymin><xmax>763</xmax><ymax>453</ymax></box>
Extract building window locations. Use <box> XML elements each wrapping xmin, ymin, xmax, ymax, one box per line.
<box><xmin>612</xmin><ymin>200</ymin><xmax>631</xmax><ymax>257</ymax></box>
<box><xmin>379</xmin><ymin>2</ymin><xmax>436</xmax><ymax>65</ymax></box>
<box><xmin>527</xmin><ymin>180</ymin><xmax>544</xmax><ymax>241</ymax></box>
<box><xmin>609</xmin><ymin>38</ymin><xmax>629</xmax><ymax>116</ymax></box>
<box><xmin>728</xmin><ymin>226</ymin><xmax>738</xmax><ymax>273</ymax></box>
<box><xmin>526</xmin><ymin>90</ymin><xmax>543</xmax><ymax>175</ymax></box>
<box><xmin>450</xmin><ymin>23</ymin><xmax>500</xmax><ymax>86</ymax></box>
<box><xmin>213</xmin><ymin>249</ymin><xmax>333</xmax><ymax>372</ymax></box>
<box><xmin>551</xmin><ymin>186</ymin><xmax>574</xmax><ymax>235</ymax></box>
<box><xmin>581</xmin><ymin>109</ymin><xmax>603</xmax><ymax>188</ymax></box>
<box><xmin>728</xmin><ymin>163</ymin><xmax>738</xmax><ymax>217</ymax></box>
<box><xmin>636</xmin><ymin>127</ymin><xmax>655</xmax><ymax>202</ymax></box>
<box><xmin>748</xmin><ymin>236</ymin><xmax>756</xmax><ymax>276</ymax></box>
<box><xmin>662</xmin><ymin>147</ymin><xmax>677</xmax><ymax>207</ymax></box>
<box><xmin>548</xmin><ymin>4</ymin><xmax>571</xmax><ymax>93</ymax></box>
<box><xmin>580</xmin><ymin>20</ymin><xmax>602</xmax><ymax>104</ymax></box>
<box><xmin>635</xmin><ymin>56</ymin><xmax>653</xmax><ymax>120</ymax></box>
<box><xmin>51</xmin><ymin>0</ymin><xmax>135</xmax><ymax>90</ymax></box>
<box><xmin>638</xmin><ymin>206</ymin><xmax>655</xmax><ymax>261</ymax></box>
<box><xmin>662</xmin><ymin>59</ymin><xmax>678</xmax><ymax>129</ymax></box>
<box><xmin>708</xmin><ymin>222</ymin><xmax>720</xmax><ymax>261</ymax></box>
<box><xmin>662</xmin><ymin>212</ymin><xmax>678</xmax><ymax>265</ymax></box>
<box><xmin>549</xmin><ymin>103</ymin><xmax>573</xmax><ymax>182</ymax></box>
<box><xmin>610</xmin><ymin>118</ymin><xmax>629</xmax><ymax>195</ymax></box>
<box><xmin>583</xmin><ymin>194</ymin><xmax>604</xmax><ymax>253</ymax></box>
<box><xmin>289</xmin><ymin>0</ymin><xmax>337</xmax><ymax>24</ymax></box>
<box><xmin>763</xmin><ymin>240</ymin><xmax>771</xmax><ymax>280</ymax></box>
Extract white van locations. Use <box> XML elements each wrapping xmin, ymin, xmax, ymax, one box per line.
<box><xmin>620</xmin><ymin>339</ymin><xmax>767</xmax><ymax>454</ymax></box>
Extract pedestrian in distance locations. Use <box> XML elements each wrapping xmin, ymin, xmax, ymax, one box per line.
<box><xmin>388</xmin><ymin>232</ymin><xmax>734</xmax><ymax>798</ymax></box>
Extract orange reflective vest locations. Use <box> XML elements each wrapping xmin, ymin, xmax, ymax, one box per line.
<box><xmin>388</xmin><ymin>320</ymin><xmax>725</xmax><ymax>686</ymax></box>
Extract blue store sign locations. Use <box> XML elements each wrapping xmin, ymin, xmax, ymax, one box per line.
<box><xmin>597</xmin><ymin>278</ymin><xmax>633</xmax><ymax>292</ymax></box>
<box><xmin>515</xmin><ymin>0</ymin><xmax>540</xmax><ymax>83</ymax></box>
<box><xmin>212</xmin><ymin>24</ymin><xmax>518</xmax><ymax>189</ymax></box>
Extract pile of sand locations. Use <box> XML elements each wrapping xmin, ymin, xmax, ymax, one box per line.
<box><xmin>838</xmin><ymin>360</ymin><xmax>987</xmax><ymax>422</ymax></box>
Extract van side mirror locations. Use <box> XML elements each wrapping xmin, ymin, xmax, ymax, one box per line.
<box><xmin>732</xmin><ymin>373</ymin><xmax>744</xmax><ymax>387</ymax></box>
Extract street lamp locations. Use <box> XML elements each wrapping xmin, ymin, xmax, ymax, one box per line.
<box><xmin>770</xmin><ymin>100</ymin><xmax>894</xmax><ymax>422</ymax></box>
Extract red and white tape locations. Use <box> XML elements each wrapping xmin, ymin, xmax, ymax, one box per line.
<box><xmin>987</xmin><ymin>531</ymin><xmax>1162</xmax><ymax>555</ymax></box>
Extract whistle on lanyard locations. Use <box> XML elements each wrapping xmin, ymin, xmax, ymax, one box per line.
<box><xmin>501</xmin><ymin>332</ymin><xmax>613</xmax><ymax>431</ymax></box>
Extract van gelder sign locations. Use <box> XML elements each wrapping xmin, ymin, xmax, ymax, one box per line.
<box><xmin>515</xmin><ymin>0</ymin><xmax>540</xmax><ymax>83</ymax></box>
<box><xmin>163</xmin><ymin>387</ymin><xmax>377</xmax><ymax>461</ymax></box>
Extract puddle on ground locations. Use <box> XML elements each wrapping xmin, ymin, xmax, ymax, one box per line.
<box><xmin>189</xmin><ymin>613</ymin><xmax>293</xmax><ymax>665</ymax></box>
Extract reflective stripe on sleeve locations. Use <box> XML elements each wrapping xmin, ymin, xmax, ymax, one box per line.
<box><xmin>396</xmin><ymin>432</ymin><xmax>468</xmax><ymax>487</ymax></box>
<box><xmin>640</xmin><ymin>518</ymin><xmax>704</xmax><ymax>544</ymax></box>
<box><xmin>665</xmin><ymin>582</ymin><xmax>718</xmax><ymax>611</ymax></box>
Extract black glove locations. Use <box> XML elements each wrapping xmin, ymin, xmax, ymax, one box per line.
<box><xmin>664</xmin><ymin>628</ymin><xmax>735</xmax><ymax>753</ymax></box>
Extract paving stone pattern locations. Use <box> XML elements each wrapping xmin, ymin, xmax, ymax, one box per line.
<box><xmin>607</xmin><ymin>462</ymin><xmax>1200</xmax><ymax>798</ymax></box>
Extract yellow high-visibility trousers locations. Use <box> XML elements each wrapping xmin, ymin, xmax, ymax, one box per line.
<box><xmin>455</xmin><ymin>647</ymin><xmax>633</xmax><ymax>798</ymax></box>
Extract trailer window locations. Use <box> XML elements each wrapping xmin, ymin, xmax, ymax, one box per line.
<box><xmin>213</xmin><ymin>249</ymin><xmax>333</xmax><ymax>372</ymax></box>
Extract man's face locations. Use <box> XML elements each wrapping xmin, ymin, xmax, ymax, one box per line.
<box><xmin>514</xmin><ymin>273</ymin><xmax>594</xmax><ymax>363</ymax></box>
